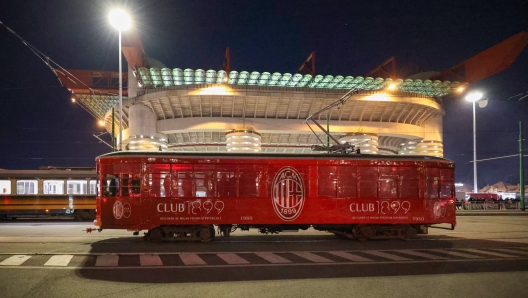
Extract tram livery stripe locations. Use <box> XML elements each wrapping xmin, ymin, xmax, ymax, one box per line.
<box><xmin>0</xmin><ymin>255</ymin><xmax>31</xmax><ymax>266</ymax></box>
<box><xmin>180</xmin><ymin>254</ymin><xmax>207</xmax><ymax>265</ymax></box>
<box><xmin>328</xmin><ymin>251</ymin><xmax>374</xmax><ymax>262</ymax></box>
<box><xmin>397</xmin><ymin>250</ymin><xmax>449</xmax><ymax>260</ymax></box>
<box><xmin>254</xmin><ymin>252</ymin><xmax>292</xmax><ymax>264</ymax></box>
<box><xmin>217</xmin><ymin>253</ymin><xmax>250</xmax><ymax>265</ymax></box>
<box><xmin>95</xmin><ymin>255</ymin><xmax>119</xmax><ymax>267</ymax></box>
<box><xmin>428</xmin><ymin>249</ymin><xmax>485</xmax><ymax>259</ymax></box>
<box><xmin>293</xmin><ymin>252</ymin><xmax>334</xmax><ymax>263</ymax></box>
<box><xmin>362</xmin><ymin>251</ymin><xmax>412</xmax><ymax>261</ymax></box>
<box><xmin>491</xmin><ymin>248</ymin><xmax>528</xmax><ymax>256</ymax></box>
<box><xmin>139</xmin><ymin>255</ymin><xmax>163</xmax><ymax>266</ymax></box>
<box><xmin>44</xmin><ymin>255</ymin><xmax>74</xmax><ymax>266</ymax></box>
<box><xmin>457</xmin><ymin>248</ymin><xmax>517</xmax><ymax>258</ymax></box>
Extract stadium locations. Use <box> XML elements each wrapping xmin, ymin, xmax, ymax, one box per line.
<box><xmin>57</xmin><ymin>30</ymin><xmax>528</xmax><ymax>157</ymax></box>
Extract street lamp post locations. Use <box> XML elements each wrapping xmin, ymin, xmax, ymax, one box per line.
<box><xmin>465</xmin><ymin>91</ymin><xmax>483</xmax><ymax>193</ymax></box>
<box><xmin>109</xmin><ymin>10</ymin><xmax>131</xmax><ymax>151</ymax></box>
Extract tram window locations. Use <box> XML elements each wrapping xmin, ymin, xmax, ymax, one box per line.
<box><xmin>16</xmin><ymin>180</ymin><xmax>38</xmax><ymax>195</ymax></box>
<box><xmin>194</xmin><ymin>165</ymin><xmax>215</xmax><ymax>197</ymax></box>
<box><xmin>89</xmin><ymin>180</ymin><xmax>97</xmax><ymax>195</ymax></box>
<box><xmin>130</xmin><ymin>175</ymin><xmax>141</xmax><ymax>195</ymax></box>
<box><xmin>171</xmin><ymin>164</ymin><xmax>193</xmax><ymax>197</ymax></box>
<box><xmin>216</xmin><ymin>166</ymin><xmax>236</xmax><ymax>197</ymax></box>
<box><xmin>378</xmin><ymin>166</ymin><xmax>398</xmax><ymax>198</ymax></box>
<box><xmin>43</xmin><ymin>180</ymin><xmax>65</xmax><ymax>195</ymax></box>
<box><xmin>238</xmin><ymin>165</ymin><xmax>264</xmax><ymax>197</ymax></box>
<box><xmin>0</xmin><ymin>180</ymin><xmax>11</xmax><ymax>194</ymax></box>
<box><xmin>147</xmin><ymin>164</ymin><xmax>170</xmax><ymax>197</ymax></box>
<box><xmin>440</xmin><ymin>169</ymin><xmax>454</xmax><ymax>198</ymax></box>
<box><xmin>67</xmin><ymin>180</ymin><xmax>87</xmax><ymax>195</ymax></box>
<box><xmin>104</xmin><ymin>175</ymin><xmax>119</xmax><ymax>197</ymax></box>
<box><xmin>358</xmin><ymin>166</ymin><xmax>377</xmax><ymax>198</ymax></box>
<box><xmin>399</xmin><ymin>167</ymin><xmax>420</xmax><ymax>198</ymax></box>
<box><xmin>338</xmin><ymin>166</ymin><xmax>357</xmax><ymax>198</ymax></box>
<box><xmin>426</xmin><ymin>168</ymin><xmax>440</xmax><ymax>199</ymax></box>
<box><xmin>120</xmin><ymin>164</ymin><xmax>141</xmax><ymax>197</ymax></box>
<box><xmin>318</xmin><ymin>166</ymin><xmax>337</xmax><ymax>197</ymax></box>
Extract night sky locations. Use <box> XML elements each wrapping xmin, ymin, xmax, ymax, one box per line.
<box><xmin>0</xmin><ymin>0</ymin><xmax>527</xmax><ymax>189</ymax></box>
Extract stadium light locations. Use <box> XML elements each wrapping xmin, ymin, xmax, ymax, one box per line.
<box><xmin>109</xmin><ymin>9</ymin><xmax>131</xmax><ymax>150</ymax></box>
<box><xmin>465</xmin><ymin>91</ymin><xmax>484</xmax><ymax>192</ymax></box>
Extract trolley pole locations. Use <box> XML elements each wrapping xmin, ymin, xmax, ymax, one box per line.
<box><xmin>326</xmin><ymin>114</ymin><xmax>330</xmax><ymax>152</ymax></box>
<box><xmin>520</xmin><ymin>121</ymin><xmax>525</xmax><ymax>211</ymax></box>
<box><xmin>112</xmin><ymin>108</ymin><xmax>115</xmax><ymax>152</ymax></box>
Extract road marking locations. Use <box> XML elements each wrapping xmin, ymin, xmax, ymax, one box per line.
<box><xmin>363</xmin><ymin>251</ymin><xmax>412</xmax><ymax>261</ymax></box>
<box><xmin>180</xmin><ymin>253</ymin><xmax>207</xmax><ymax>265</ymax></box>
<box><xmin>95</xmin><ymin>255</ymin><xmax>119</xmax><ymax>267</ymax></box>
<box><xmin>458</xmin><ymin>249</ymin><xmax>517</xmax><ymax>258</ymax></box>
<box><xmin>397</xmin><ymin>250</ymin><xmax>449</xmax><ymax>260</ymax></box>
<box><xmin>139</xmin><ymin>255</ymin><xmax>163</xmax><ymax>266</ymax></box>
<box><xmin>44</xmin><ymin>255</ymin><xmax>74</xmax><ymax>266</ymax></box>
<box><xmin>328</xmin><ymin>251</ymin><xmax>374</xmax><ymax>262</ymax></box>
<box><xmin>492</xmin><ymin>248</ymin><xmax>528</xmax><ymax>256</ymax></box>
<box><xmin>0</xmin><ymin>255</ymin><xmax>31</xmax><ymax>266</ymax></box>
<box><xmin>254</xmin><ymin>252</ymin><xmax>292</xmax><ymax>263</ymax></box>
<box><xmin>293</xmin><ymin>252</ymin><xmax>334</xmax><ymax>263</ymax></box>
<box><xmin>217</xmin><ymin>253</ymin><xmax>250</xmax><ymax>265</ymax></box>
<box><xmin>428</xmin><ymin>249</ymin><xmax>485</xmax><ymax>259</ymax></box>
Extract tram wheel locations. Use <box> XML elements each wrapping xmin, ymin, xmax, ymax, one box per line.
<box><xmin>199</xmin><ymin>226</ymin><xmax>214</xmax><ymax>243</ymax></box>
<box><xmin>149</xmin><ymin>228</ymin><xmax>164</xmax><ymax>243</ymax></box>
<box><xmin>403</xmin><ymin>226</ymin><xmax>417</xmax><ymax>240</ymax></box>
<box><xmin>353</xmin><ymin>225</ymin><xmax>372</xmax><ymax>241</ymax></box>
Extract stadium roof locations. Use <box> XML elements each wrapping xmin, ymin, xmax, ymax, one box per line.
<box><xmin>137</xmin><ymin>67</ymin><xmax>466</xmax><ymax>98</ymax></box>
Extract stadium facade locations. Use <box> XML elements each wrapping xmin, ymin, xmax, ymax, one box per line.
<box><xmin>58</xmin><ymin>31</ymin><xmax>528</xmax><ymax>157</ymax></box>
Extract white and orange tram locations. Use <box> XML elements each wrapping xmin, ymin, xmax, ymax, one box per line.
<box><xmin>94</xmin><ymin>151</ymin><xmax>456</xmax><ymax>242</ymax></box>
<box><xmin>0</xmin><ymin>167</ymin><xmax>97</xmax><ymax>220</ymax></box>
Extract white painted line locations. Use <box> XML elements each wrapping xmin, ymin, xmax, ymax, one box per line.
<box><xmin>492</xmin><ymin>248</ymin><xmax>528</xmax><ymax>256</ymax></box>
<box><xmin>255</xmin><ymin>252</ymin><xmax>292</xmax><ymax>264</ymax></box>
<box><xmin>44</xmin><ymin>255</ymin><xmax>74</xmax><ymax>267</ymax></box>
<box><xmin>328</xmin><ymin>251</ymin><xmax>374</xmax><ymax>262</ymax></box>
<box><xmin>458</xmin><ymin>249</ymin><xmax>517</xmax><ymax>258</ymax></box>
<box><xmin>429</xmin><ymin>249</ymin><xmax>485</xmax><ymax>259</ymax></box>
<box><xmin>0</xmin><ymin>255</ymin><xmax>31</xmax><ymax>266</ymax></box>
<box><xmin>363</xmin><ymin>251</ymin><xmax>411</xmax><ymax>261</ymax></box>
<box><xmin>217</xmin><ymin>253</ymin><xmax>250</xmax><ymax>265</ymax></box>
<box><xmin>293</xmin><ymin>252</ymin><xmax>334</xmax><ymax>263</ymax></box>
<box><xmin>95</xmin><ymin>255</ymin><xmax>119</xmax><ymax>267</ymax></box>
<box><xmin>139</xmin><ymin>255</ymin><xmax>163</xmax><ymax>266</ymax></box>
<box><xmin>397</xmin><ymin>250</ymin><xmax>449</xmax><ymax>260</ymax></box>
<box><xmin>180</xmin><ymin>254</ymin><xmax>207</xmax><ymax>265</ymax></box>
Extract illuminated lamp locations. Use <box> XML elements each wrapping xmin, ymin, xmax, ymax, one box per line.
<box><xmin>226</xmin><ymin>129</ymin><xmax>262</xmax><ymax>152</ymax></box>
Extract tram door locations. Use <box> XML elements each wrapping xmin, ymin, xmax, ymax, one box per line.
<box><xmin>102</xmin><ymin>164</ymin><xmax>141</xmax><ymax>228</ymax></box>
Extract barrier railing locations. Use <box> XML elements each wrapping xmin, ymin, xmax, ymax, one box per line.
<box><xmin>457</xmin><ymin>201</ymin><xmax>521</xmax><ymax>210</ymax></box>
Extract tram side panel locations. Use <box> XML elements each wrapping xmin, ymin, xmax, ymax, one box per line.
<box><xmin>95</xmin><ymin>154</ymin><xmax>456</xmax><ymax>231</ymax></box>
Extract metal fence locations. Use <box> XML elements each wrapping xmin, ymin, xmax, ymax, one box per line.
<box><xmin>457</xmin><ymin>201</ymin><xmax>522</xmax><ymax>210</ymax></box>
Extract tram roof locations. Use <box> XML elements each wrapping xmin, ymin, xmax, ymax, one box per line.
<box><xmin>0</xmin><ymin>169</ymin><xmax>97</xmax><ymax>179</ymax></box>
<box><xmin>96</xmin><ymin>151</ymin><xmax>452</xmax><ymax>163</ymax></box>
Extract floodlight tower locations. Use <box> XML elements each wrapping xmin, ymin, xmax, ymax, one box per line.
<box><xmin>109</xmin><ymin>9</ymin><xmax>131</xmax><ymax>150</ymax></box>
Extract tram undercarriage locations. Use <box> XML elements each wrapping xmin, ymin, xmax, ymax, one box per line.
<box><xmin>141</xmin><ymin>224</ymin><xmax>429</xmax><ymax>242</ymax></box>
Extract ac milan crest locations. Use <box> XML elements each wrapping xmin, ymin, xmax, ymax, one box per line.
<box><xmin>272</xmin><ymin>167</ymin><xmax>305</xmax><ymax>221</ymax></box>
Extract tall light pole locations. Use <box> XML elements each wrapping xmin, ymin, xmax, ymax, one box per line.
<box><xmin>109</xmin><ymin>10</ymin><xmax>131</xmax><ymax>151</ymax></box>
<box><xmin>465</xmin><ymin>91</ymin><xmax>483</xmax><ymax>193</ymax></box>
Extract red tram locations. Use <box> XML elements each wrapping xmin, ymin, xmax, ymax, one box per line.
<box><xmin>94</xmin><ymin>151</ymin><xmax>456</xmax><ymax>242</ymax></box>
